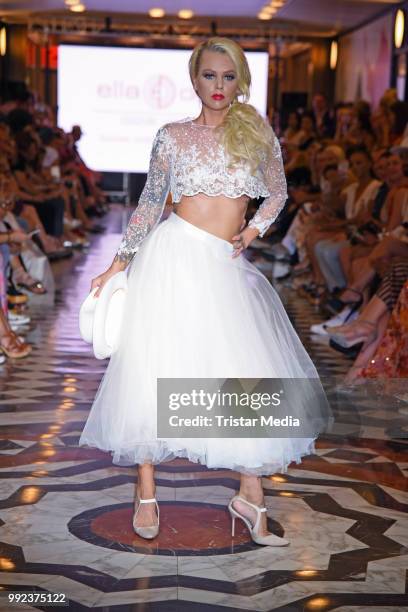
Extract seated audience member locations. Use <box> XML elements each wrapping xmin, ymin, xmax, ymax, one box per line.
<box><xmin>303</xmin><ymin>147</ymin><xmax>381</xmax><ymax>303</ymax></box>
<box><xmin>325</xmin><ymin>152</ymin><xmax>408</xmax><ymax>312</ymax></box>
<box><xmin>283</xmin><ymin>111</ymin><xmax>303</xmax><ymax>146</ymax></box>
<box><xmin>327</xmin><ymin>257</ymin><xmax>408</xmax><ymax>383</ymax></box>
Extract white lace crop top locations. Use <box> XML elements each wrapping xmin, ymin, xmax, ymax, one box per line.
<box><xmin>116</xmin><ymin>117</ymin><xmax>288</xmax><ymax>263</ymax></box>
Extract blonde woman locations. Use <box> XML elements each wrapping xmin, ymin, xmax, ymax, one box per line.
<box><xmin>79</xmin><ymin>38</ymin><xmax>328</xmax><ymax>546</ymax></box>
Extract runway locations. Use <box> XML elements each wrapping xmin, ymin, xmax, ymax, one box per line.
<box><xmin>0</xmin><ymin>206</ymin><xmax>406</xmax><ymax>611</ymax></box>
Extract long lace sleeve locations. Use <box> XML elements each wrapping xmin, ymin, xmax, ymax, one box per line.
<box><xmin>247</xmin><ymin>127</ymin><xmax>288</xmax><ymax>237</ymax></box>
<box><xmin>115</xmin><ymin>126</ymin><xmax>172</xmax><ymax>264</ymax></box>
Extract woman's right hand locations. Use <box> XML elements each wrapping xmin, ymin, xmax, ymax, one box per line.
<box><xmin>91</xmin><ymin>268</ymin><xmax>118</xmax><ymax>298</ymax></box>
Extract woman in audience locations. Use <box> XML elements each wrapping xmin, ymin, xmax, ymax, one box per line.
<box><xmin>301</xmin><ymin>147</ymin><xmax>380</xmax><ymax>304</ymax></box>
<box><xmin>332</xmin><ymin>151</ymin><xmax>406</xmax><ymax>295</ymax></box>
<box><xmin>0</xmin><ymin>154</ymin><xmax>68</xmax><ymax>257</ymax></box>
<box><xmin>360</xmin><ymin>280</ymin><xmax>408</xmax><ymax>380</ymax></box>
<box><xmin>326</xmin><ymin>164</ymin><xmax>408</xmax><ymax>316</ymax></box>
<box><xmin>0</xmin><ymin>217</ymin><xmax>32</xmax><ymax>358</ymax></box>
<box><xmin>283</xmin><ymin>111</ymin><xmax>302</xmax><ymax>146</ymax></box>
<box><xmin>328</xmin><ymin>258</ymin><xmax>408</xmax><ymax>382</ymax></box>
<box><xmin>12</xmin><ymin>133</ymin><xmax>66</xmax><ymax>239</ymax></box>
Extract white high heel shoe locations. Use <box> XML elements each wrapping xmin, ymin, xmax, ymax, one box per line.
<box><xmin>228</xmin><ymin>495</ymin><xmax>289</xmax><ymax>546</ymax></box>
<box><xmin>133</xmin><ymin>497</ymin><xmax>160</xmax><ymax>540</ymax></box>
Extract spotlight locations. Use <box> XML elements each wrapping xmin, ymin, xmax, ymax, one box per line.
<box><xmin>0</xmin><ymin>26</ymin><xmax>6</xmax><ymax>57</ymax></box>
<box><xmin>178</xmin><ymin>9</ymin><xmax>194</xmax><ymax>20</ymax></box>
<box><xmin>330</xmin><ymin>40</ymin><xmax>338</xmax><ymax>70</ymax></box>
<box><xmin>149</xmin><ymin>7</ymin><xmax>165</xmax><ymax>18</ymax></box>
<box><xmin>258</xmin><ymin>11</ymin><xmax>273</xmax><ymax>20</ymax></box>
<box><xmin>395</xmin><ymin>9</ymin><xmax>405</xmax><ymax>49</ymax></box>
<box><xmin>70</xmin><ymin>3</ymin><xmax>86</xmax><ymax>11</ymax></box>
<box><xmin>262</xmin><ymin>7</ymin><xmax>277</xmax><ymax>16</ymax></box>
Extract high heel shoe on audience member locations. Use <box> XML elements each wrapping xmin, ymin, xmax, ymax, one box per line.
<box><xmin>0</xmin><ymin>332</ymin><xmax>32</xmax><ymax>359</ymax></box>
<box><xmin>328</xmin><ymin>320</ymin><xmax>377</xmax><ymax>349</ymax></box>
<box><xmin>228</xmin><ymin>495</ymin><xmax>289</xmax><ymax>546</ymax></box>
<box><xmin>133</xmin><ymin>496</ymin><xmax>160</xmax><ymax>540</ymax></box>
<box><xmin>329</xmin><ymin>338</ymin><xmax>363</xmax><ymax>357</ymax></box>
<box><xmin>322</xmin><ymin>288</ymin><xmax>363</xmax><ymax>317</ymax></box>
<box><xmin>14</xmin><ymin>270</ymin><xmax>47</xmax><ymax>295</ymax></box>
<box><xmin>310</xmin><ymin>305</ymin><xmax>359</xmax><ymax>336</ymax></box>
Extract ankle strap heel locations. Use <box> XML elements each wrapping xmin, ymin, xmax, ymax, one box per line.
<box><xmin>133</xmin><ymin>497</ymin><xmax>160</xmax><ymax>540</ymax></box>
<box><xmin>228</xmin><ymin>495</ymin><xmax>289</xmax><ymax>547</ymax></box>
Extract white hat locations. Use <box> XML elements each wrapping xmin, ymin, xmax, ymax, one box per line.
<box><xmin>79</xmin><ymin>287</ymin><xmax>98</xmax><ymax>345</ymax></box>
<box><xmin>79</xmin><ymin>271</ymin><xmax>128</xmax><ymax>359</ymax></box>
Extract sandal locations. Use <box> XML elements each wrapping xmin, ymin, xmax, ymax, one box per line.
<box><xmin>328</xmin><ymin>320</ymin><xmax>377</xmax><ymax>348</ymax></box>
<box><xmin>133</xmin><ymin>486</ymin><xmax>160</xmax><ymax>540</ymax></box>
<box><xmin>228</xmin><ymin>495</ymin><xmax>289</xmax><ymax>546</ymax></box>
<box><xmin>12</xmin><ymin>266</ymin><xmax>47</xmax><ymax>296</ymax></box>
<box><xmin>14</xmin><ymin>272</ymin><xmax>47</xmax><ymax>295</ymax></box>
<box><xmin>0</xmin><ymin>332</ymin><xmax>32</xmax><ymax>359</ymax></box>
<box><xmin>18</xmin><ymin>280</ymin><xmax>47</xmax><ymax>295</ymax></box>
<box><xmin>329</xmin><ymin>338</ymin><xmax>363</xmax><ymax>358</ymax></box>
<box><xmin>323</xmin><ymin>288</ymin><xmax>363</xmax><ymax>317</ymax></box>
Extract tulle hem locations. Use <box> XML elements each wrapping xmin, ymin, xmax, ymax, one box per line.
<box><xmin>78</xmin><ymin>435</ymin><xmax>316</xmax><ymax>476</ymax></box>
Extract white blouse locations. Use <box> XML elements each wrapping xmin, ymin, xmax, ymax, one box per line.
<box><xmin>116</xmin><ymin>117</ymin><xmax>288</xmax><ymax>262</ymax></box>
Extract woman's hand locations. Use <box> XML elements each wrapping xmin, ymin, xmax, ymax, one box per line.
<box><xmin>9</xmin><ymin>229</ymin><xmax>28</xmax><ymax>244</ymax></box>
<box><xmin>91</xmin><ymin>268</ymin><xmax>116</xmax><ymax>297</ymax></box>
<box><xmin>91</xmin><ymin>268</ymin><xmax>118</xmax><ymax>298</ymax></box>
<box><xmin>231</xmin><ymin>226</ymin><xmax>259</xmax><ymax>258</ymax></box>
<box><xmin>91</xmin><ymin>258</ymin><xmax>128</xmax><ymax>297</ymax></box>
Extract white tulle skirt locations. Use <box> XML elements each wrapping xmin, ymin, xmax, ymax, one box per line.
<box><xmin>79</xmin><ymin>212</ymin><xmax>328</xmax><ymax>475</ymax></box>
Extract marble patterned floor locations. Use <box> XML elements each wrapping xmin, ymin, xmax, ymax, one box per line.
<box><xmin>0</xmin><ymin>207</ymin><xmax>407</xmax><ymax>611</ymax></box>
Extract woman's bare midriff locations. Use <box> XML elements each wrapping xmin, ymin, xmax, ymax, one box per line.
<box><xmin>174</xmin><ymin>193</ymin><xmax>250</xmax><ymax>244</ymax></box>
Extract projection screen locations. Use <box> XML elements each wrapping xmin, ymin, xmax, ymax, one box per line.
<box><xmin>57</xmin><ymin>45</ymin><xmax>269</xmax><ymax>173</ymax></box>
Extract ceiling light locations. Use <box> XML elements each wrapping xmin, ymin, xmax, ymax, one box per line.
<box><xmin>65</xmin><ymin>0</ymin><xmax>79</xmax><ymax>5</ymax></box>
<box><xmin>330</xmin><ymin>40</ymin><xmax>338</xmax><ymax>69</ymax></box>
<box><xmin>149</xmin><ymin>7</ymin><xmax>165</xmax><ymax>18</ymax></box>
<box><xmin>258</xmin><ymin>11</ymin><xmax>273</xmax><ymax>20</ymax></box>
<box><xmin>265</xmin><ymin>7</ymin><xmax>277</xmax><ymax>15</ymax></box>
<box><xmin>395</xmin><ymin>9</ymin><xmax>405</xmax><ymax>49</ymax></box>
<box><xmin>70</xmin><ymin>3</ymin><xmax>85</xmax><ymax>10</ymax></box>
<box><xmin>0</xmin><ymin>27</ymin><xmax>6</xmax><ymax>57</ymax></box>
<box><xmin>270</xmin><ymin>0</ymin><xmax>285</xmax><ymax>7</ymax></box>
<box><xmin>178</xmin><ymin>9</ymin><xmax>194</xmax><ymax>19</ymax></box>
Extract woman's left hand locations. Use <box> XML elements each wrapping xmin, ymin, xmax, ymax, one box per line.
<box><xmin>231</xmin><ymin>226</ymin><xmax>259</xmax><ymax>258</ymax></box>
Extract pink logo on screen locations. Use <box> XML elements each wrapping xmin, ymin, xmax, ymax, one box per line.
<box><xmin>143</xmin><ymin>75</ymin><xmax>176</xmax><ymax>109</ymax></box>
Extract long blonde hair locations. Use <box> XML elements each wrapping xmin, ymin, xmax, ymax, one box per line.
<box><xmin>189</xmin><ymin>37</ymin><xmax>273</xmax><ymax>171</ymax></box>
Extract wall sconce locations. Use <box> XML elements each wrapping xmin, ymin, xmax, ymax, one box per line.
<box><xmin>330</xmin><ymin>40</ymin><xmax>338</xmax><ymax>70</ymax></box>
<box><xmin>0</xmin><ymin>26</ymin><xmax>6</xmax><ymax>57</ymax></box>
<box><xmin>395</xmin><ymin>9</ymin><xmax>405</xmax><ymax>49</ymax></box>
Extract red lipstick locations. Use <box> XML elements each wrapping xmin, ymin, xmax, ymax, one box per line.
<box><xmin>212</xmin><ymin>94</ymin><xmax>225</xmax><ymax>100</ymax></box>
